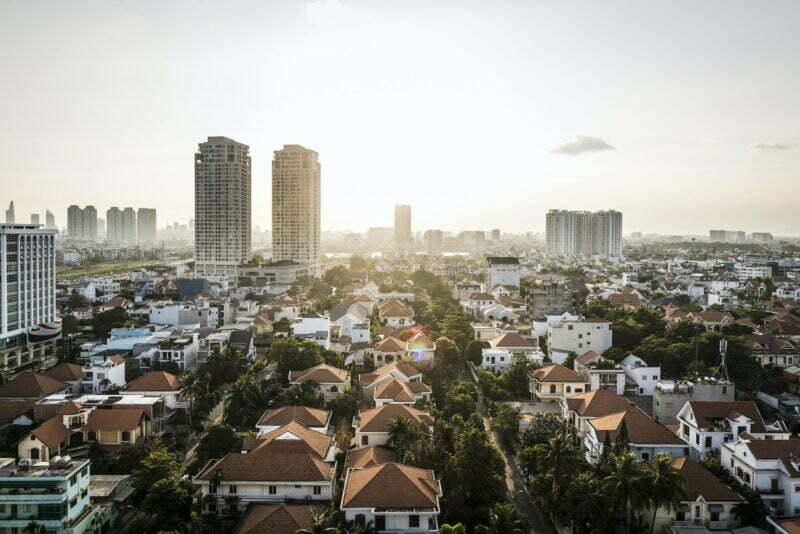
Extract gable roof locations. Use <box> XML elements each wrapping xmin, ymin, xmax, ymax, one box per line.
<box><xmin>0</xmin><ymin>399</ymin><xmax>35</xmax><ymax>424</ymax></box>
<box><xmin>576</xmin><ymin>350</ymin><xmax>601</xmax><ymax>365</ymax></box>
<box><xmin>669</xmin><ymin>457</ymin><xmax>743</xmax><ymax>502</ymax></box>
<box><xmin>378</xmin><ymin>299</ymin><xmax>413</xmax><ymax>318</ymax></box>
<box><xmin>406</xmin><ymin>332</ymin><xmax>434</xmax><ymax>350</ymax></box>
<box><xmin>743</xmin><ymin>334</ymin><xmax>795</xmax><ymax>351</ymax></box>
<box><xmin>237</xmin><ymin>504</ymin><xmax>325</xmax><ymax>534</ymax></box>
<box><xmin>83</xmin><ymin>408</ymin><xmax>146</xmax><ymax>432</ymax></box>
<box><xmin>531</xmin><ymin>364</ymin><xmax>586</xmax><ymax>383</ymax></box>
<box><xmin>256</xmin><ymin>406</ymin><xmax>330</xmax><ymax>429</ymax></box>
<box><xmin>29</xmin><ymin>416</ymin><xmax>71</xmax><ymax>450</ymax></box>
<box><xmin>345</xmin><ymin>445</ymin><xmax>396</xmax><ymax>470</ymax></box>
<box><xmin>249</xmin><ymin>421</ymin><xmax>333</xmax><ymax>459</ymax></box>
<box><xmin>687</xmin><ymin>401</ymin><xmax>766</xmax><ymax>433</ymax></box>
<box><xmin>765</xmin><ymin>311</ymin><xmax>800</xmax><ymax>335</ymax></box>
<box><xmin>290</xmin><ymin>363</ymin><xmax>349</xmax><ymax>384</ymax></box>
<box><xmin>359</xmin><ymin>361</ymin><xmax>421</xmax><ymax>386</ymax></box>
<box><xmin>489</xmin><ymin>332</ymin><xmax>535</xmax><ymax>349</ymax></box>
<box><xmin>45</xmin><ymin>363</ymin><xmax>84</xmax><ymax>382</ymax></box>
<box><xmin>374</xmin><ymin>378</ymin><xmax>420</xmax><ymax>403</ymax></box>
<box><xmin>740</xmin><ymin>437</ymin><xmax>800</xmax><ymax>477</ymax></box>
<box><xmin>125</xmin><ymin>371</ymin><xmax>181</xmax><ymax>392</ymax></box>
<box><xmin>565</xmin><ymin>390</ymin><xmax>633</xmax><ymax>418</ymax></box>
<box><xmin>590</xmin><ymin>405</ymin><xmax>685</xmax><ymax>445</ymax></box>
<box><xmin>342</xmin><ymin>462</ymin><xmax>440</xmax><ymax>509</ymax></box>
<box><xmin>0</xmin><ymin>372</ymin><xmax>67</xmax><ymax>399</ymax></box>
<box><xmin>373</xmin><ymin>336</ymin><xmax>406</xmax><ymax>353</ymax></box>
<box><xmin>357</xmin><ymin>404</ymin><xmax>434</xmax><ymax>433</ymax></box>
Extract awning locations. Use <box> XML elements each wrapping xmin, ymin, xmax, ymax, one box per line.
<box><xmin>708</xmin><ymin>504</ymin><xmax>724</xmax><ymax>512</ymax></box>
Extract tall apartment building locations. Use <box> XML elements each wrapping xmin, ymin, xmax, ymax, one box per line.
<box><xmin>5</xmin><ymin>202</ymin><xmax>14</xmax><ymax>224</ymax></box>
<box><xmin>106</xmin><ymin>207</ymin><xmax>123</xmax><ymax>243</ymax></box>
<box><xmin>394</xmin><ymin>204</ymin><xmax>412</xmax><ymax>245</ymax></box>
<box><xmin>195</xmin><ymin>137</ymin><xmax>252</xmax><ymax>276</ymax></box>
<box><xmin>122</xmin><ymin>207</ymin><xmax>137</xmax><ymax>243</ymax></box>
<box><xmin>137</xmin><ymin>208</ymin><xmax>157</xmax><ymax>244</ymax></box>
<box><xmin>546</xmin><ymin>209</ymin><xmax>623</xmax><ymax>257</ymax></box>
<box><xmin>66</xmin><ymin>205</ymin><xmax>97</xmax><ymax>240</ymax></box>
<box><xmin>45</xmin><ymin>210</ymin><xmax>55</xmax><ymax>229</ymax></box>
<box><xmin>424</xmin><ymin>229</ymin><xmax>444</xmax><ymax>249</ymax></box>
<box><xmin>0</xmin><ymin>223</ymin><xmax>60</xmax><ymax>375</ymax></box>
<box><xmin>271</xmin><ymin>144</ymin><xmax>320</xmax><ymax>272</ymax></box>
<box><xmin>30</xmin><ymin>214</ymin><xmax>40</xmax><ymax>225</ymax></box>
<box><xmin>709</xmin><ymin>230</ymin><xmax>747</xmax><ymax>243</ymax></box>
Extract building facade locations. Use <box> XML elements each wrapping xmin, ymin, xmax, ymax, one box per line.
<box><xmin>271</xmin><ymin>145</ymin><xmax>320</xmax><ymax>273</ymax></box>
<box><xmin>195</xmin><ymin>136</ymin><xmax>252</xmax><ymax>276</ymax></box>
<box><xmin>546</xmin><ymin>209</ymin><xmax>623</xmax><ymax>257</ymax></box>
<box><xmin>136</xmin><ymin>208</ymin><xmax>157</xmax><ymax>244</ymax></box>
<box><xmin>394</xmin><ymin>204</ymin><xmax>412</xmax><ymax>246</ymax></box>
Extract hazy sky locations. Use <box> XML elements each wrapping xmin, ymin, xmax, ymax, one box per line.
<box><xmin>1</xmin><ymin>0</ymin><xmax>799</xmax><ymax>235</ymax></box>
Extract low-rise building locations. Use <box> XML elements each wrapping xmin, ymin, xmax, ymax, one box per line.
<box><xmin>353</xmin><ymin>404</ymin><xmax>434</xmax><ymax>448</ymax></box>
<box><xmin>653</xmin><ymin>379</ymin><xmax>735</xmax><ymax>425</ymax></box>
<box><xmin>620</xmin><ymin>354</ymin><xmax>661</xmax><ymax>396</ymax></box>
<box><xmin>405</xmin><ymin>332</ymin><xmax>436</xmax><ymax>364</ymax></box>
<box><xmin>573</xmin><ymin>351</ymin><xmax>626</xmax><ymax>395</ymax></box>
<box><xmin>529</xmin><ymin>364</ymin><xmax>589</xmax><ymax>402</ymax></box>
<box><xmin>562</xmin><ymin>389</ymin><xmax>633</xmax><ymax>437</ymax></box>
<box><xmin>293</xmin><ymin>314</ymin><xmax>331</xmax><ymax>350</ymax></box>
<box><xmin>122</xmin><ymin>370</ymin><xmax>186</xmax><ymax>410</ymax></box>
<box><xmin>744</xmin><ymin>334</ymin><xmax>800</xmax><ymax>368</ymax></box>
<box><xmin>378</xmin><ymin>300</ymin><xmax>415</xmax><ymax>329</ymax></box>
<box><xmin>79</xmin><ymin>352</ymin><xmax>126</xmax><ymax>394</ymax></box>
<box><xmin>289</xmin><ymin>363</ymin><xmax>350</xmax><ymax>402</ymax></box>
<box><xmin>547</xmin><ymin>319</ymin><xmax>613</xmax><ymax>363</ymax></box>
<box><xmin>255</xmin><ymin>405</ymin><xmax>331</xmax><ymax>435</ymax></box>
<box><xmin>372</xmin><ymin>337</ymin><xmax>407</xmax><ymax>367</ymax></box>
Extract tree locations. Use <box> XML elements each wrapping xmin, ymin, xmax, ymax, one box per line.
<box><xmin>601</xmin><ymin>452</ymin><xmax>651</xmax><ymax>533</ymax></box>
<box><xmin>279</xmin><ymin>381</ymin><xmax>324</xmax><ymax>408</ymax></box>
<box><xmin>190</xmin><ymin>425</ymin><xmax>242</xmax><ymax>474</ymax></box>
<box><xmin>521</xmin><ymin>413</ymin><xmax>568</xmax><ymax>448</ymax></box>
<box><xmin>439</xmin><ymin>525</ymin><xmax>467</xmax><ymax>534</ymax></box>
<box><xmin>439</xmin><ymin>307</ymin><xmax>474</xmax><ymax>352</ymax></box>
<box><xmin>224</xmin><ymin>369</ymin><xmax>279</xmax><ymax>429</ymax></box>
<box><xmin>465</xmin><ymin>340</ymin><xmax>488</xmax><ymax>366</ymax></box>
<box><xmin>434</xmin><ymin>337</ymin><xmax>461</xmax><ymax>366</ymax></box>
<box><xmin>613</xmin><ymin>419</ymin><xmax>630</xmax><ymax>455</ymax></box>
<box><xmin>646</xmin><ymin>455</ymin><xmax>687</xmax><ymax>533</ymax></box>
<box><xmin>91</xmin><ymin>307</ymin><xmax>129</xmax><ymax>341</ymax></box>
<box><xmin>475</xmin><ymin>503</ymin><xmax>529</xmax><ymax>534</ymax></box>
<box><xmin>442</xmin><ymin>382</ymin><xmax>478</xmax><ymax>420</ymax></box>
<box><xmin>387</xmin><ymin>416</ymin><xmax>424</xmax><ymax>459</ymax></box>
<box><xmin>327</xmin><ymin>387</ymin><xmax>362</xmax><ymax>424</ymax></box>
<box><xmin>349</xmin><ymin>255</ymin><xmax>369</xmax><ymax>272</ymax></box>
<box><xmin>132</xmin><ymin>445</ymin><xmax>183</xmax><ymax>494</ymax></box>
<box><xmin>491</xmin><ymin>405</ymin><xmax>521</xmax><ymax>453</ymax></box>
<box><xmin>562</xmin><ymin>351</ymin><xmax>578</xmax><ymax>370</ymax></box>
<box><xmin>324</xmin><ymin>265</ymin><xmax>352</xmax><ymax>289</ymax></box>
<box><xmin>269</xmin><ymin>338</ymin><xmax>323</xmax><ymax>386</ymax></box>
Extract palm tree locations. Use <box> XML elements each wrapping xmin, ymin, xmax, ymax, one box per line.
<box><xmin>601</xmin><ymin>452</ymin><xmax>651</xmax><ymax>533</ymax></box>
<box><xmin>295</xmin><ymin>507</ymin><xmax>339</xmax><ymax>534</ymax></box>
<box><xmin>180</xmin><ymin>370</ymin><xmax>199</xmax><ymax>428</ymax></box>
<box><xmin>439</xmin><ymin>524</ymin><xmax>467</xmax><ymax>534</ymax></box>
<box><xmin>646</xmin><ymin>455</ymin><xmax>687</xmax><ymax>533</ymax></box>
<box><xmin>479</xmin><ymin>503</ymin><xmax>528</xmax><ymax>534</ymax></box>
<box><xmin>563</xmin><ymin>471</ymin><xmax>612</xmax><ymax>533</ymax></box>
<box><xmin>386</xmin><ymin>415</ymin><xmax>417</xmax><ymax>456</ymax></box>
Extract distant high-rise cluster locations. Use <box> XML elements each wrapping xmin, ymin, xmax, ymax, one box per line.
<box><xmin>710</xmin><ymin>230</ymin><xmax>772</xmax><ymax>243</ymax></box>
<box><xmin>137</xmin><ymin>208</ymin><xmax>157</xmax><ymax>244</ymax></box>
<box><xmin>272</xmin><ymin>144</ymin><xmax>320</xmax><ymax>271</ymax></box>
<box><xmin>394</xmin><ymin>204</ymin><xmax>412</xmax><ymax>245</ymax></box>
<box><xmin>67</xmin><ymin>205</ymin><xmax>98</xmax><ymax>240</ymax></box>
<box><xmin>423</xmin><ymin>229</ymin><xmax>443</xmax><ymax>249</ymax></box>
<box><xmin>5</xmin><ymin>201</ymin><xmax>15</xmax><ymax>224</ymax></box>
<box><xmin>45</xmin><ymin>210</ymin><xmax>55</xmax><ymax>229</ymax></box>
<box><xmin>195</xmin><ymin>136</ymin><xmax>252</xmax><ymax>276</ymax></box>
<box><xmin>546</xmin><ymin>209</ymin><xmax>623</xmax><ymax>257</ymax></box>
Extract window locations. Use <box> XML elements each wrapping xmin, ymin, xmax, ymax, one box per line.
<box><xmin>409</xmin><ymin>514</ymin><xmax>420</xmax><ymax>527</ymax></box>
<box><xmin>229</xmin><ymin>485</ymin><xmax>237</xmax><ymax>494</ymax></box>
<box><xmin>710</xmin><ymin>511</ymin><xmax>720</xmax><ymax>521</ymax></box>
<box><xmin>704</xmin><ymin>436</ymin><xmax>712</xmax><ymax>448</ymax></box>
<box><xmin>121</xmin><ymin>431</ymin><xmax>131</xmax><ymax>443</ymax></box>
<box><xmin>313</xmin><ymin>486</ymin><xmax>321</xmax><ymax>495</ymax></box>
<box><xmin>375</xmin><ymin>516</ymin><xmax>386</xmax><ymax>530</ymax></box>
<box><xmin>566</xmin><ymin>386</ymin><xmax>571</xmax><ymax>393</ymax></box>
<box><xmin>550</xmin><ymin>385</ymin><xmax>556</xmax><ymax>394</ymax></box>
<box><xmin>641</xmin><ymin>453</ymin><xmax>649</xmax><ymax>461</ymax></box>
<box><xmin>361</xmin><ymin>435</ymin><xmax>369</xmax><ymax>445</ymax></box>
<box><xmin>268</xmin><ymin>485</ymin><xmax>277</xmax><ymax>495</ymax></box>
<box><xmin>695</xmin><ymin>434</ymin><xmax>699</xmax><ymax>445</ymax></box>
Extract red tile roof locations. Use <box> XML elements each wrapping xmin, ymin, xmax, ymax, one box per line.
<box><xmin>342</xmin><ymin>462</ymin><xmax>440</xmax><ymax>509</ymax></box>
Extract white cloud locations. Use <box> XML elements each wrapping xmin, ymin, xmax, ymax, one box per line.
<box><xmin>551</xmin><ymin>135</ymin><xmax>615</xmax><ymax>155</ymax></box>
<box><xmin>305</xmin><ymin>0</ymin><xmax>349</xmax><ymax>24</ymax></box>
<box><xmin>753</xmin><ymin>142</ymin><xmax>791</xmax><ymax>151</ymax></box>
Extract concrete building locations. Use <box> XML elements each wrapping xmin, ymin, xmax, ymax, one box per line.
<box><xmin>106</xmin><ymin>207</ymin><xmax>123</xmax><ymax>243</ymax></box>
<box><xmin>237</xmin><ymin>261</ymin><xmax>312</xmax><ymax>287</ymax></box>
<box><xmin>652</xmin><ymin>379</ymin><xmax>734</xmax><ymax>425</ymax></box>
<box><xmin>4</xmin><ymin>201</ymin><xmax>14</xmax><ymax>224</ymax></box>
<box><xmin>620</xmin><ymin>354</ymin><xmax>661</xmax><ymax>396</ymax></box>
<box><xmin>271</xmin><ymin>144</ymin><xmax>320</xmax><ymax>273</ymax></box>
<box><xmin>195</xmin><ymin>136</ymin><xmax>252</xmax><ymax>276</ymax></box>
<box><xmin>487</xmin><ymin>256</ymin><xmax>520</xmax><ymax>290</ymax></box>
<box><xmin>394</xmin><ymin>204</ymin><xmax>412</xmax><ymax>246</ymax></box>
<box><xmin>121</xmin><ymin>207</ymin><xmax>136</xmax><ymax>244</ymax></box>
<box><xmin>527</xmin><ymin>278</ymin><xmax>579</xmax><ymax>320</ymax></box>
<box><xmin>546</xmin><ymin>209</ymin><xmax>623</xmax><ymax>257</ymax></box>
<box><xmin>136</xmin><ymin>208</ymin><xmax>157</xmax><ymax>244</ymax></box>
<box><xmin>83</xmin><ymin>206</ymin><xmax>97</xmax><ymax>241</ymax></box>
<box><xmin>30</xmin><ymin>214</ymin><xmax>39</xmax><ymax>225</ymax></box>
<box><xmin>45</xmin><ymin>210</ymin><xmax>55</xmax><ymax>229</ymax></box>
<box><xmin>0</xmin><ymin>224</ymin><xmax>60</xmax><ymax>376</ymax></box>
<box><xmin>423</xmin><ymin>229</ymin><xmax>443</xmax><ymax>249</ymax></box>
<box><xmin>66</xmin><ymin>205</ymin><xmax>96</xmax><ymax>240</ymax></box>
<box><xmin>547</xmin><ymin>319</ymin><xmax>613</xmax><ymax>362</ymax></box>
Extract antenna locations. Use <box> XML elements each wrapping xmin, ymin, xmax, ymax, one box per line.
<box><xmin>712</xmin><ymin>338</ymin><xmax>729</xmax><ymax>381</ymax></box>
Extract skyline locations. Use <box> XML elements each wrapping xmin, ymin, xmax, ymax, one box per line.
<box><xmin>2</xmin><ymin>0</ymin><xmax>799</xmax><ymax>234</ymax></box>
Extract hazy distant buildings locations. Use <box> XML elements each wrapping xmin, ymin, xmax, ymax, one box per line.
<box><xmin>66</xmin><ymin>205</ymin><xmax>97</xmax><ymax>240</ymax></box>
<box><xmin>106</xmin><ymin>207</ymin><xmax>123</xmax><ymax>243</ymax></box>
<box><xmin>394</xmin><ymin>204</ymin><xmax>412</xmax><ymax>246</ymax></box>
<box><xmin>491</xmin><ymin>228</ymin><xmax>501</xmax><ymax>241</ymax></box>
<box><xmin>424</xmin><ymin>229</ymin><xmax>444</xmax><ymax>249</ymax></box>
<box><xmin>122</xmin><ymin>207</ymin><xmax>136</xmax><ymax>243</ymax></box>
<box><xmin>752</xmin><ymin>232</ymin><xmax>773</xmax><ymax>243</ymax></box>
<box><xmin>709</xmin><ymin>230</ymin><xmax>746</xmax><ymax>243</ymax></box>
<box><xmin>0</xmin><ymin>223</ymin><xmax>59</xmax><ymax>375</ymax></box>
<box><xmin>546</xmin><ymin>209</ymin><xmax>623</xmax><ymax>257</ymax></box>
<box><xmin>30</xmin><ymin>214</ymin><xmax>39</xmax><ymax>225</ymax></box>
<box><xmin>367</xmin><ymin>227</ymin><xmax>394</xmax><ymax>245</ymax></box>
<box><xmin>45</xmin><ymin>210</ymin><xmax>55</xmax><ymax>229</ymax></box>
<box><xmin>271</xmin><ymin>144</ymin><xmax>320</xmax><ymax>272</ymax></box>
<box><xmin>137</xmin><ymin>208</ymin><xmax>157</xmax><ymax>244</ymax></box>
<box><xmin>195</xmin><ymin>136</ymin><xmax>252</xmax><ymax>276</ymax></box>
<box><xmin>4</xmin><ymin>202</ymin><xmax>14</xmax><ymax>224</ymax></box>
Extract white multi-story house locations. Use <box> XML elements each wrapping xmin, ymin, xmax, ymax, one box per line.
<box><xmin>722</xmin><ymin>436</ymin><xmax>800</xmax><ymax>517</ymax></box>
<box><xmin>293</xmin><ymin>313</ymin><xmax>331</xmax><ymax>349</ymax></box>
<box><xmin>122</xmin><ymin>370</ymin><xmax>187</xmax><ymax>410</ymax></box>
<box><xmin>532</xmin><ymin>311</ymin><xmax>583</xmax><ymax>338</ymax></box>
<box><xmin>677</xmin><ymin>401</ymin><xmax>789</xmax><ymax>460</ymax></box>
<box><xmin>194</xmin><ymin>422</ymin><xmax>336</xmax><ymax>508</ymax></box>
<box><xmin>289</xmin><ymin>363</ymin><xmax>350</xmax><ymax>402</ymax></box>
<box><xmin>734</xmin><ymin>262</ymin><xmax>772</xmax><ymax>281</ymax></box>
<box><xmin>620</xmin><ymin>354</ymin><xmax>661</xmax><ymax>395</ymax></box>
<box><xmin>529</xmin><ymin>364</ymin><xmax>589</xmax><ymax>402</ymax></box>
<box><xmin>573</xmin><ymin>351</ymin><xmax>625</xmax><ymax>395</ymax></box>
<box><xmin>547</xmin><ymin>319</ymin><xmax>613</xmax><ymax>363</ymax></box>
<box><xmin>377</xmin><ymin>300</ymin><xmax>415</xmax><ymax>329</ymax></box>
<box><xmin>340</xmin><ymin>462</ymin><xmax>441</xmax><ymax>533</ymax></box>
<box><xmin>80</xmin><ymin>352</ymin><xmax>126</xmax><ymax>393</ymax></box>
<box><xmin>154</xmin><ymin>333</ymin><xmax>199</xmax><ymax>371</ymax></box>
<box><xmin>149</xmin><ymin>303</ymin><xmax>212</xmax><ymax>327</ymax></box>
<box><xmin>774</xmin><ymin>285</ymin><xmax>800</xmax><ymax>301</ymax></box>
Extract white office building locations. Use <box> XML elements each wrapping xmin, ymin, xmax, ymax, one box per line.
<box><xmin>195</xmin><ymin>136</ymin><xmax>252</xmax><ymax>276</ymax></box>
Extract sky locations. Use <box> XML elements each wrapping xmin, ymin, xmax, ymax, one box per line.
<box><xmin>1</xmin><ymin>0</ymin><xmax>799</xmax><ymax>236</ymax></box>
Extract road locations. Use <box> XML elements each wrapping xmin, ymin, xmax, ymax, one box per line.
<box><xmin>468</xmin><ymin>364</ymin><xmax>556</xmax><ymax>534</ymax></box>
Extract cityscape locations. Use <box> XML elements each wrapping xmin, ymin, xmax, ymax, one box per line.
<box><xmin>2</xmin><ymin>2</ymin><xmax>800</xmax><ymax>534</ymax></box>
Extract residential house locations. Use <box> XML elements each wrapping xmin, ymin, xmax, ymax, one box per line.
<box><xmin>44</xmin><ymin>363</ymin><xmax>84</xmax><ymax>394</ymax></box>
<box><xmin>562</xmin><ymin>389</ymin><xmax>633</xmax><ymax>436</ymax></box>
<box><xmin>80</xmin><ymin>352</ymin><xmax>126</xmax><ymax>393</ymax></box>
<box><xmin>744</xmin><ymin>334</ymin><xmax>800</xmax><ymax>368</ymax></box>
<box><xmin>0</xmin><ymin>372</ymin><xmax>68</xmax><ymax>401</ymax></box>
<box><xmin>677</xmin><ymin>401</ymin><xmax>790</xmax><ymax>460</ymax></box>
<box><xmin>547</xmin><ymin>319</ymin><xmax>613</xmax><ymax>363</ymax></box>
<box><xmin>405</xmin><ymin>332</ymin><xmax>435</xmax><ymax>364</ymax></box>
<box><xmin>340</xmin><ymin>462</ymin><xmax>441</xmax><ymax>533</ymax></box>
<box><xmin>344</xmin><ymin>445</ymin><xmax>396</xmax><ymax>471</ymax></box>
<box><xmin>255</xmin><ymin>405</ymin><xmax>331</xmax><ymax>435</ymax></box>
<box><xmin>194</xmin><ymin>422</ymin><xmax>337</xmax><ymax>507</ymax></box>
<box><xmin>573</xmin><ymin>351</ymin><xmax>626</xmax><ymax>395</ymax></box>
<box><xmin>360</xmin><ymin>361</ymin><xmax>425</xmax><ymax>401</ymax></box>
<box><xmin>378</xmin><ymin>300</ymin><xmax>415</xmax><ymax>329</ymax></box>
<box><xmin>353</xmin><ymin>404</ymin><xmax>434</xmax><ymax>448</ymax></box>
<box><xmin>235</xmin><ymin>503</ymin><xmax>328</xmax><ymax>534</ymax></box>
<box><xmin>372</xmin><ymin>337</ymin><xmax>407</xmax><ymax>367</ymax></box>
<box><xmin>122</xmin><ymin>370</ymin><xmax>186</xmax><ymax>410</ymax></box>
<box><xmin>664</xmin><ymin>306</ymin><xmax>734</xmax><ymax>332</ymax></box>
<box><xmin>293</xmin><ymin>313</ymin><xmax>331</xmax><ymax>350</ymax></box>
<box><xmin>584</xmin><ymin>405</ymin><xmax>689</xmax><ymax>463</ymax></box>
<box><xmin>373</xmin><ymin>378</ymin><xmax>431</xmax><ymax>407</ymax></box>
<box><xmin>529</xmin><ymin>364</ymin><xmax>589</xmax><ymax>402</ymax></box>
<box><xmin>620</xmin><ymin>354</ymin><xmax>661</xmax><ymax>396</ymax></box>
<box><xmin>82</xmin><ymin>408</ymin><xmax>148</xmax><ymax>448</ymax></box>
<box><xmin>289</xmin><ymin>363</ymin><xmax>350</xmax><ymax>402</ymax></box>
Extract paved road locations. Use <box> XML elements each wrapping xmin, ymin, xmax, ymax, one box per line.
<box><xmin>468</xmin><ymin>365</ymin><xmax>556</xmax><ymax>534</ymax></box>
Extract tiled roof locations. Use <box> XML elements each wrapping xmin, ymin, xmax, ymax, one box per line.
<box><xmin>590</xmin><ymin>405</ymin><xmax>685</xmax><ymax>445</ymax></box>
<box><xmin>290</xmin><ymin>363</ymin><xmax>349</xmax><ymax>384</ymax></box>
<box><xmin>687</xmin><ymin>401</ymin><xmax>766</xmax><ymax>433</ymax></box>
<box><xmin>357</xmin><ymin>404</ymin><xmax>434</xmax><ymax>433</ymax></box>
<box><xmin>0</xmin><ymin>400</ymin><xmax>35</xmax><ymax>424</ymax></box>
<box><xmin>237</xmin><ymin>504</ymin><xmax>325</xmax><ymax>534</ymax></box>
<box><xmin>374</xmin><ymin>337</ymin><xmax>406</xmax><ymax>353</ymax></box>
<box><xmin>29</xmin><ymin>416</ymin><xmax>71</xmax><ymax>450</ymax></box>
<box><xmin>249</xmin><ymin>421</ymin><xmax>333</xmax><ymax>459</ymax></box>
<box><xmin>531</xmin><ymin>364</ymin><xmax>586</xmax><ymax>383</ymax></box>
<box><xmin>342</xmin><ymin>462</ymin><xmax>440</xmax><ymax>509</ymax></box>
<box><xmin>378</xmin><ymin>299</ymin><xmax>413</xmax><ymax>318</ymax></box>
<box><xmin>374</xmin><ymin>378</ymin><xmax>417</xmax><ymax>402</ymax></box>
<box><xmin>406</xmin><ymin>332</ymin><xmax>434</xmax><ymax>350</ymax></box>
<box><xmin>669</xmin><ymin>457</ymin><xmax>742</xmax><ymax>502</ymax></box>
<box><xmin>125</xmin><ymin>371</ymin><xmax>181</xmax><ymax>392</ymax></box>
<box><xmin>565</xmin><ymin>390</ymin><xmax>632</xmax><ymax>418</ymax></box>
<box><xmin>0</xmin><ymin>372</ymin><xmax>67</xmax><ymax>399</ymax></box>
<box><xmin>345</xmin><ymin>445</ymin><xmax>396</xmax><ymax>470</ymax></box>
<box><xmin>743</xmin><ymin>334</ymin><xmax>795</xmax><ymax>351</ymax></box>
<box><xmin>576</xmin><ymin>351</ymin><xmax>600</xmax><ymax>365</ymax></box>
<box><xmin>45</xmin><ymin>363</ymin><xmax>83</xmax><ymax>382</ymax></box>
<box><xmin>469</xmin><ymin>292</ymin><xmax>495</xmax><ymax>301</ymax></box>
<box><xmin>489</xmin><ymin>332</ymin><xmax>535</xmax><ymax>349</ymax></box>
<box><xmin>83</xmin><ymin>408</ymin><xmax>145</xmax><ymax>432</ymax></box>
<box><xmin>359</xmin><ymin>361</ymin><xmax>421</xmax><ymax>386</ymax></box>
<box><xmin>740</xmin><ymin>438</ymin><xmax>800</xmax><ymax>477</ymax></box>
<box><xmin>256</xmin><ymin>406</ymin><xmax>330</xmax><ymax>428</ymax></box>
